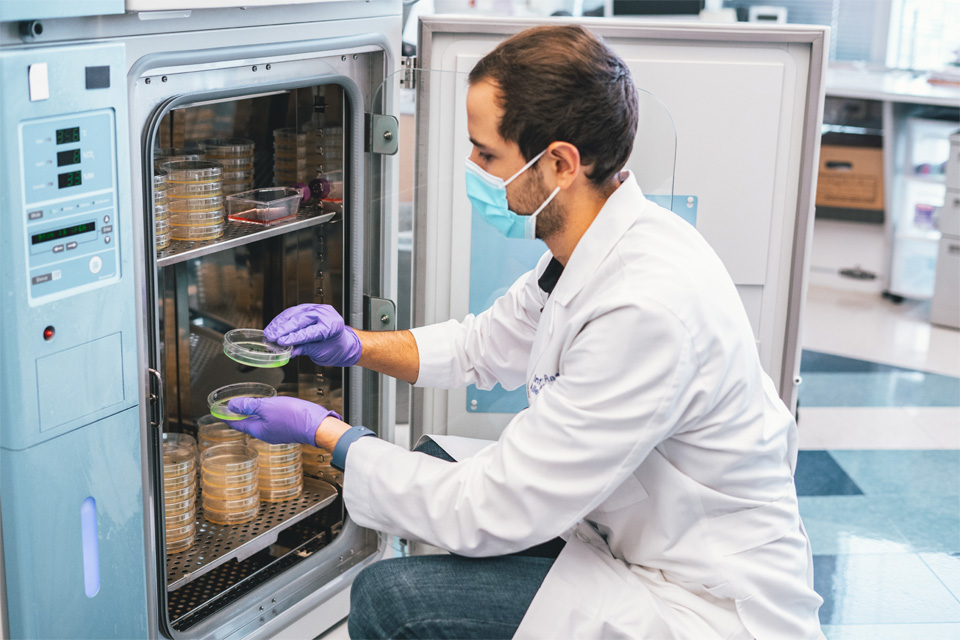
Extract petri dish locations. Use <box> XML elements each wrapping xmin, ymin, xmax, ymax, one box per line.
<box><xmin>165</xmin><ymin>509</ymin><xmax>195</xmax><ymax>528</ymax></box>
<box><xmin>200</xmin><ymin>443</ymin><xmax>259</xmax><ymax>475</ymax></box>
<box><xmin>202</xmin><ymin>493</ymin><xmax>259</xmax><ymax>512</ymax></box>
<box><xmin>167</xmin><ymin>195</ymin><xmax>223</xmax><ymax>212</ymax></box>
<box><xmin>165</xmin><ymin>496</ymin><xmax>195</xmax><ymax>517</ymax></box>
<box><xmin>198</xmin><ymin>420</ymin><xmax>244</xmax><ymax>444</ymax></box>
<box><xmin>209</xmin><ymin>156</ymin><xmax>253</xmax><ymax>170</ymax></box>
<box><xmin>166</xmin><ymin>520</ymin><xmax>196</xmax><ymax>542</ymax></box>
<box><xmin>223</xmin><ymin>329</ymin><xmax>292</xmax><ymax>368</ymax></box>
<box><xmin>167</xmin><ymin>180</ymin><xmax>222</xmax><ymax>198</ymax></box>
<box><xmin>155</xmin><ymin>218</ymin><xmax>171</xmax><ymax>236</ymax></box>
<box><xmin>257</xmin><ymin>459</ymin><xmax>302</xmax><ymax>477</ymax></box>
<box><xmin>155</xmin><ymin>148</ymin><xmax>206</xmax><ymax>164</ymax></box>
<box><xmin>162</xmin><ymin>160</ymin><xmax>223</xmax><ymax>184</ymax></box>
<box><xmin>156</xmin><ymin>231</ymin><xmax>172</xmax><ymax>251</ymax></box>
<box><xmin>260</xmin><ymin>485</ymin><xmax>302</xmax><ymax>502</ymax></box>
<box><xmin>164</xmin><ymin>481</ymin><xmax>197</xmax><ymax>502</ymax></box>
<box><xmin>258</xmin><ymin>472</ymin><xmax>302</xmax><ymax>489</ymax></box>
<box><xmin>164</xmin><ymin>443</ymin><xmax>196</xmax><ymax>478</ymax></box>
<box><xmin>222</xmin><ymin>182</ymin><xmax>255</xmax><ymax>196</ymax></box>
<box><xmin>201</xmin><ymin>468</ymin><xmax>257</xmax><ymax>487</ymax></box>
<box><xmin>203</xmin><ymin>504</ymin><xmax>258</xmax><ymax>526</ymax></box>
<box><xmin>167</xmin><ymin>532</ymin><xmax>196</xmax><ymax>554</ymax></box>
<box><xmin>222</xmin><ymin>169</ymin><xmax>254</xmax><ymax>183</ymax></box>
<box><xmin>154</xmin><ymin>167</ymin><xmax>168</xmax><ymax>189</ymax></box>
<box><xmin>170</xmin><ymin>210</ymin><xmax>225</xmax><ymax>227</ymax></box>
<box><xmin>274</xmin><ymin>128</ymin><xmax>309</xmax><ymax>144</ymax></box>
<box><xmin>246</xmin><ymin>437</ymin><xmax>299</xmax><ymax>454</ymax></box>
<box><xmin>170</xmin><ymin>222</ymin><xmax>225</xmax><ymax>242</ymax></box>
<box><xmin>154</xmin><ymin>201</ymin><xmax>169</xmax><ymax>221</ymax></box>
<box><xmin>274</xmin><ymin>156</ymin><xmax>309</xmax><ymax>170</ymax></box>
<box><xmin>163</xmin><ymin>472</ymin><xmax>194</xmax><ymax>491</ymax></box>
<box><xmin>198</xmin><ymin>138</ymin><xmax>255</xmax><ymax>158</ymax></box>
<box><xmin>258</xmin><ymin>450</ymin><xmax>302</xmax><ymax>467</ymax></box>
<box><xmin>208</xmin><ymin>382</ymin><xmax>276</xmax><ymax>421</ymax></box>
<box><xmin>163</xmin><ymin>432</ymin><xmax>198</xmax><ymax>455</ymax></box>
<box><xmin>154</xmin><ymin>189</ymin><xmax>168</xmax><ymax>206</ymax></box>
<box><xmin>201</xmin><ymin>478</ymin><xmax>258</xmax><ymax>499</ymax></box>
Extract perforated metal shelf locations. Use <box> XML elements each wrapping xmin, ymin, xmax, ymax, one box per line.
<box><xmin>157</xmin><ymin>207</ymin><xmax>339</xmax><ymax>268</ymax></box>
<box><xmin>166</xmin><ymin>478</ymin><xmax>338</xmax><ymax>591</ymax></box>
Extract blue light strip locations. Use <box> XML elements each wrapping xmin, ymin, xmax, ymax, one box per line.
<box><xmin>80</xmin><ymin>496</ymin><xmax>100</xmax><ymax>598</ymax></box>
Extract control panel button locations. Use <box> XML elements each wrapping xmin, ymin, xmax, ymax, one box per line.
<box><xmin>28</xmin><ymin>63</ymin><xmax>49</xmax><ymax>102</ymax></box>
<box><xmin>103</xmin><ymin>214</ymin><xmax>111</xmax><ymax>223</ymax></box>
<box><xmin>53</xmin><ymin>244</ymin><xmax>64</xmax><ymax>253</ymax></box>
<box><xmin>66</xmin><ymin>241</ymin><xmax>78</xmax><ymax>250</ymax></box>
<box><xmin>28</xmin><ymin>210</ymin><xmax>43</xmax><ymax>220</ymax></box>
<box><xmin>51</xmin><ymin>270</ymin><xmax>62</xmax><ymax>281</ymax></box>
<box><xmin>104</xmin><ymin>236</ymin><xmax>111</xmax><ymax>244</ymax></box>
<box><xmin>101</xmin><ymin>224</ymin><xmax>113</xmax><ymax>234</ymax></box>
<box><xmin>89</xmin><ymin>256</ymin><xmax>103</xmax><ymax>274</ymax></box>
<box><xmin>32</xmin><ymin>273</ymin><xmax>52</xmax><ymax>285</ymax></box>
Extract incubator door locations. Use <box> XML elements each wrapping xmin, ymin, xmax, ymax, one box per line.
<box><xmin>401</xmin><ymin>17</ymin><xmax>827</xmax><ymax>444</ymax></box>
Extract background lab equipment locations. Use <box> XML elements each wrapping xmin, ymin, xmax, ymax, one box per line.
<box><xmin>0</xmin><ymin>3</ymin><xmax>826</xmax><ymax>637</ymax></box>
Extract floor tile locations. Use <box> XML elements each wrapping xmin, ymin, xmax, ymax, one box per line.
<box><xmin>879</xmin><ymin>495</ymin><xmax>960</xmax><ymax>555</ymax></box>
<box><xmin>798</xmin><ymin>351</ymin><xmax>960</xmax><ymax>408</ymax></box>
<box><xmin>797</xmin><ymin>407</ymin><xmax>946</xmax><ymax>450</ymax></box>
<box><xmin>830</xmin><ymin>450</ymin><xmax>960</xmax><ymax>496</ymax></box>
<box><xmin>921</xmin><ymin>553</ymin><xmax>960</xmax><ymax>599</ymax></box>
<box><xmin>814</xmin><ymin>553</ymin><xmax>960</xmax><ymax>624</ymax></box>
<box><xmin>821</xmin><ymin>623</ymin><xmax>960</xmax><ymax>640</ymax></box>
<box><xmin>799</xmin><ymin>496</ymin><xmax>914</xmax><ymax>555</ymax></box>
<box><xmin>795</xmin><ymin>451</ymin><xmax>863</xmax><ymax>496</ymax></box>
<box><xmin>802</xmin><ymin>284</ymin><xmax>960</xmax><ymax>378</ymax></box>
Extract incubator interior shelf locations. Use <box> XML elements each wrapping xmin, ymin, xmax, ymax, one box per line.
<box><xmin>166</xmin><ymin>478</ymin><xmax>338</xmax><ymax>591</ymax></box>
<box><xmin>157</xmin><ymin>209</ymin><xmax>338</xmax><ymax>267</ymax></box>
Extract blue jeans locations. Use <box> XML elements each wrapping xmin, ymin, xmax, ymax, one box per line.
<box><xmin>347</xmin><ymin>440</ymin><xmax>562</xmax><ymax>639</ymax></box>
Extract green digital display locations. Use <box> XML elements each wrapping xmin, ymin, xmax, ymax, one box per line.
<box><xmin>56</xmin><ymin>127</ymin><xmax>80</xmax><ymax>145</ymax></box>
<box><xmin>57</xmin><ymin>148</ymin><xmax>81</xmax><ymax>167</ymax></box>
<box><xmin>32</xmin><ymin>221</ymin><xmax>96</xmax><ymax>245</ymax></box>
<box><xmin>58</xmin><ymin>170</ymin><xmax>82</xmax><ymax>189</ymax></box>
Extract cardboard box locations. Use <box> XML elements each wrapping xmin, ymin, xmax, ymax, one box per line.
<box><xmin>816</xmin><ymin>144</ymin><xmax>885</xmax><ymax>211</ymax></box>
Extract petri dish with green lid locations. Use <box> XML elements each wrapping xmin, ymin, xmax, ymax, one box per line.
<box><xmin>223</xmin><ymin>329</ymin><xmax>292</xmax><ymax>368</ymax></box>
<box><xmin>208</xmin><ymin>382</ymin><xmax>276</xmax><ymax>420</ymax></box>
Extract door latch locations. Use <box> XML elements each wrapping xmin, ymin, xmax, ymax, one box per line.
<box><xmin>366</xmin><ymin>113</ymin><xmax>399</xmax><ymax>156</ymax></box>
<box><xmin>363</xmin><ymin>296</ymin><xmax>397</xmax><ymax>331</ymax></box>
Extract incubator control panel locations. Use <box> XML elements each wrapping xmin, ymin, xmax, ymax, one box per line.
<box><xmin>20</xmin><ymin>110</ymin><xmax>119</xmax><ymax>303</ymax></box>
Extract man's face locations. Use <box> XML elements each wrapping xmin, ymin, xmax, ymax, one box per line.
<box><xmin>466</xmin><ymin>79</ymin><xmax>564</xmax><ymax>239</ymax></box>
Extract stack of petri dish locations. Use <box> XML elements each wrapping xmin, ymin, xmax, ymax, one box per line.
<box><xmin>273</xmin><ymin>128</ymin><xmax>317</xmax><ymax>188</ymax></box>
<box><xmin>162</xmin><ymin>160</ymin><xmax>225</xmax><ymax>242</ymax></box>
<box><xmin>199</xmin><ymin>139</ymin><xmax>255</xmax><ymax>196</ymax></box>
<box><xmin>155</xmin><ymin>148</ymin><xmax>206</xmax><ymax>164</ymax></box>
<box><xmin>248</xmin><ymin>437</ymin><xmax>303</xmax><ymax>502</ymax></box>
<box><xmin>200</xmin><ymin>444</ymin><xmax>260</xmax><ymax>525</ymax></box>
<box><xmin>197</xmin><ymin>414</ymin><xmax>246</xmax><ymax>451</ymax></box>
<box><xmin>164</xmin><ymin>442</ymin><xmax>198</xmax><ymax>553</ymax></box>
<box><xmin>154</xmin><ymin>167</ymin><xmax>171</xmax><ymax>252</ymax></box>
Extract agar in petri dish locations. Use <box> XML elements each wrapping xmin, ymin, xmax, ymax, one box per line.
<box><xmin>207</xmin><ymin>382</ymin><xmax>277</xmax><ymax>420</ymax></box>
<box><xmin>223</xmin><ymin>329</ymin><xmax>292</xmax><ymax>368</ymax></box>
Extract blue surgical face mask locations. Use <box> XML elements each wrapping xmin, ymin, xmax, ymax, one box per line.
<box><xmin>464</xmin><ymin>149</ymin><xmax>561</xmax><ymax>240</ymax></box>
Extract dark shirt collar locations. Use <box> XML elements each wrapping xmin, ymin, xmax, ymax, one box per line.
<box><xmin>538</xmin><ymin>257</ymin><xmax>564</xmax><ymax>294</ymax></box>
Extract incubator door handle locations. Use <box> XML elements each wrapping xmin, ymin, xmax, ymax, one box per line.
<box><xmin>148</xmin><ymin>368</ymin><xmax>164</xmax><ymax>429</ymax></box>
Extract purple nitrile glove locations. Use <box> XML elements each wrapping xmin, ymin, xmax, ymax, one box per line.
<box><xmin>227</xmin><ymin>396</ymin><xmax>342</xmax><ymax>446</ymax></box>
<box><xmin>263</xmin><ymin>304</ymin><xmax>362</xmax><ymax>367</ymax></box>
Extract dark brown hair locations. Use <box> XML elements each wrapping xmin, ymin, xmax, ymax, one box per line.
<box><xmin>468</xmin><ymin>24</ymin><xmax>638</xmax><ymax>187</ymax></box>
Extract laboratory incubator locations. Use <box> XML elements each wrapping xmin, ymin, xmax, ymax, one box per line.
<box><xmin>0</xmin><ymin>4</ymin><xmax>828</xmax><ymax>638</ymax></box>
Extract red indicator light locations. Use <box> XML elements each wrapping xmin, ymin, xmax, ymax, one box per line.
<box><xmin>43</xmin><ymin>326</ymin><xmax>55</xmax><ymax>341</ymax></box>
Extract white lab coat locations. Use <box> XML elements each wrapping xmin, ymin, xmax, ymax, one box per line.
<box><xmin>343</xmin><ymin>173</ymin><xmax>823</xmax><ymax>638</ymax></box>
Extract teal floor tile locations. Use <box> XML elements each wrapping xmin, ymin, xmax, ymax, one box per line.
<box><xmin>799</xmin><ymin>496</ymin><xmax>914</xmax><ymax>555</ymax></box>
<box><xmin>830</xmin><ymin>450</ymin><xmax>960</xmax><ymax>497</ymax></box>
<box><xmin>879</xmin><ymin>495</ymin><xmax>960</xmax><ymax>554</ymax></box>
<box><xmin>814</xmin><ymin>553</ymin><xmax>960</xmax><ymax>624</ymax></box>
<box><xmin>822</xmin><ymin>623</ymin><xmax>960</xmax><ymax>640</ymax></box>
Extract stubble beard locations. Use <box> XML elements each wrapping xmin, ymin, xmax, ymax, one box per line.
<box><xmin>512</xmin><ymin>166</ymin><xmax>564</xmax><ymax>241</ymax></box>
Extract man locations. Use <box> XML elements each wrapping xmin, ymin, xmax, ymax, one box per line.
<box><xmin>229</xmin><ymin>25</ymin><xmax>824</xmax><ymax>639</ymax></box>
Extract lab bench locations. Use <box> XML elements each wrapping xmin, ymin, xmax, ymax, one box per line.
<box><xmin>822</xmin><ymin>66</ymin><xmax>960</xmax><ymax>302</ymax></box>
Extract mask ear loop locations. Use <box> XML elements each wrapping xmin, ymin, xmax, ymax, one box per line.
<box><xmin>504</xmin><ymin>148</ymin><xmax>549</xmax><ymax>186</ymax></box>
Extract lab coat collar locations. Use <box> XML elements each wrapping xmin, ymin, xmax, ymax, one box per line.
<box><xmin>551</xmin><ymin>171</ymin><xmax>646</xmax><ymax>307</ymax></box>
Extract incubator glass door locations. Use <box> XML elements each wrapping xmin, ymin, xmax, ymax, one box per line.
<box><xmin>368</xmin><ymin>66</ymin><xmax>675</xmax><ymax>444</ymax></box>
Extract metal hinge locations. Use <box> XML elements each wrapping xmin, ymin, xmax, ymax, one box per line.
<box><xmin>365</xmin><ymin>113</ymin><xmax>399</xmax><ymax>155</ymax></box>
<box><xmin>363</xmin><ymin>295</ymin><xmax>397</xmax><ymax>331</ymax></box>
<box><xmin>400</xmin><ymin>56</ymin><xmax>417</xmax><ymax>88</ymax></box>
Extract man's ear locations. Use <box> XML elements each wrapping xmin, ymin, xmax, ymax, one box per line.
<box><xmin>544</xmin><ymin>141</ymin><xmax>581</xmax><ymax>189</ymax></box>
